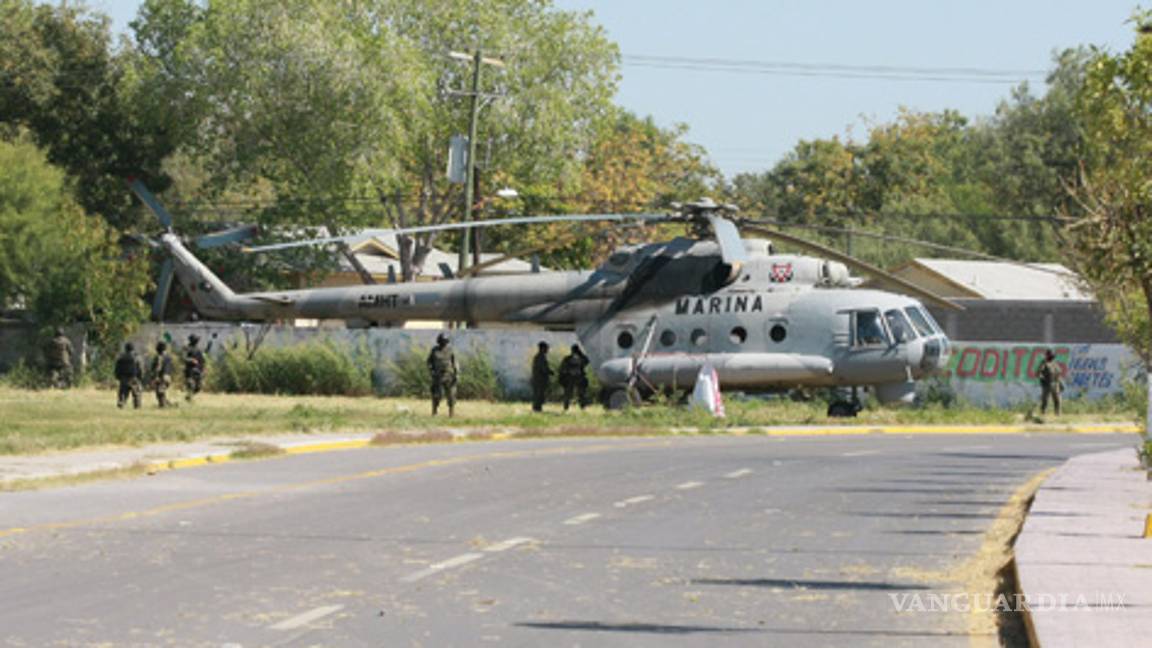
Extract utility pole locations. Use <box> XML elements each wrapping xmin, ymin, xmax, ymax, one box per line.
<box><xmin>450</xmin><ymin>50</ymin><xmax>504</xmax><ymax>277</ymax></box>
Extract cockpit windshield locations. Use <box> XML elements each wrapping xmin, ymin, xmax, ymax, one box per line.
<box><xmin>854</xmin><ymin>311</ymin><xmax>890</xmax><ymax>346</ymax></box>
<box><xmin>884</xmin><ymin>309</ymin><xmax>916</xmax><ymax>343</ymax></box>
<box><xmin>905</xmin><ymin>306</ymin><xmax>936</xmax><ymax>337</ymax></box>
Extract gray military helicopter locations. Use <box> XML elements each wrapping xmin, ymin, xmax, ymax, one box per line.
<box><xmin>132</xmin><ymin>182</ymin><xmax>956</xmax><ymax>415</ymax></box>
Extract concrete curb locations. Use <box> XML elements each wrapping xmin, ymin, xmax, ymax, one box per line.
<box><xmin>1014</xmin><ymin>448</ymin><xmax>1152</xmax><ymax>647</ymax></box>
<box><xmin>1</xmin><ymin>422</ymin><xmax>1142</xmax><ymax>490</ymax></box>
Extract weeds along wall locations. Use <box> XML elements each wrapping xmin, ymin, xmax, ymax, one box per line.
<box><xmin>128</xmin><ymin>324</ymin><xmax>579</xmax><ymax>399</ymax></box>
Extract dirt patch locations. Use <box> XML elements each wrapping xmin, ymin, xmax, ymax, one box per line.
<box><xmin>229</xmin><ymin>441</ymin><xmax>285</xmax><ymax>460</ymax></box>
<box><xmin>891</xmin><ymin>469</ymin><xmax>1051</xmax><ymax>648</ymax></box>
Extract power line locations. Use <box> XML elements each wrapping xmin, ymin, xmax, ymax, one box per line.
<box><xmin>621</xmin><ymin>53</ymin><xmax>1046</xmax><ymax>84</ymax></box>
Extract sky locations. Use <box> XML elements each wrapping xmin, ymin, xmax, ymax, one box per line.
<box><xmin>94</xmin><ymin>0</ymin><xmax>1141</xmax><ymax>179</ymax></box>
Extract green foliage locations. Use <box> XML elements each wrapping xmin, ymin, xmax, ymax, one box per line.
<box><xmin>456</xmin><ymin>348</ymin><xmax>504</xmax><ymax>401</ymax></box>
<box><xmin>0</xmin><ymin>0</ymin><xmax>175</xmax><ymax>230</ymax></box>
<box><xmin>210</xmin><ymin>342</ymin><xmax>373</xmax><ymax>396</ymax></box>
<box><xmin>385</xmin><ymin>346</ymin><xmax>432</xmax><ymax>398</ymax></box>
<box><xmin>729</xmin><ymin>51</ymin><xmax>1091</xmax><ymax>269</ymax></box>
<box><xmin>385</xmin><ymin>345</ymin><xmax>504</xmax><ymax>400</ymax></box>
<box><xmin>129</xmin><ymin>0</ymin><xmax>620</xmax><ymax>279</ymax></box>
<box><xmin>1064</xmin><ymin>15</ymin><xmax>1152</xmax><ymax>368</ymax></box>
<box><xmin>0</xmin><ymin>136</ymin><xmax>149</xmax><ymax>347</ymax></box>
<box><xmin>0</xmin><ymin>360</ymin><xmax>48</xmax><ymax>389</ymax></box>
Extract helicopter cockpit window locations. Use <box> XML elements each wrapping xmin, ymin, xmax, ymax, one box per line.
<box><xmin>617</xmin><ymin>331</ymin><xmax>634</xmax><ymax>349</ymax></box>
<box><xmin>904</xmin><ymin>307</ymin><xmax>935</xmax><ymax>337</ymax></box>
<box><xmin>918</xmin><ymin>307</ymin><xmax>944</xmax><ymax>334</ymax></box>
<box><xmin>884</xmin><ymin>309</ymin><xmax>915</xmax><ymax>343</ymax></box>
<box><xmin>853</xmin><ymin>311</ymin><xmax>889</xmax><ymax>347</ymax></box>
<box><xmin>660</xmin><ymin>330</ymin><xmax>677</xmax><ymax>347</ymax></box>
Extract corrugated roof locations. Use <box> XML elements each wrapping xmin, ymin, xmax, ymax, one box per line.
<box><xmin>906</xmin><ymin>258</ymin><xmax>1092</xmax><ymax>301</ymax></box>
<box><xmin>342</xmin><ymin>230</ymin><xmax>536</xmax><ymax>277</ymax></box>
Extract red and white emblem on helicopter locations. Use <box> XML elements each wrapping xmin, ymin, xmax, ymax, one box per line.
<box><xmin>770</xmin><ymin>262</ymin><xmax>794</xmax><ymax>283</ymax></box>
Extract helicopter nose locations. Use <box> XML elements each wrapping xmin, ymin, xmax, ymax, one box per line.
<box><xmin>920</xmin><ymin>336</ymin><xmax>951</xmax><ymax>373</ymax></box>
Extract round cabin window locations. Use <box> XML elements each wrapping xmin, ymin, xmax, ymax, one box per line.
<box><xmin>617</xmin><ymin>331</ymin><xmax>634</xmax><ymax>349</ymax></box>
<box><xmin>770</xmin><ymin>324</ymin><xmax>787</xmax><ymax>343</ymax></box>
<box><xmin>660</xmin><ymin>330</ymin><xmax>677</xmax><ymax>347</ymax></box>
<box><xmin>730</xmin><ymin>326</ymin><xmax>747</xmax><ymax>344</ymax></box>
<box><xmin>690</xmin><ymin>328</ymin><xmax>708</xmax><ymax>347</ymax></box>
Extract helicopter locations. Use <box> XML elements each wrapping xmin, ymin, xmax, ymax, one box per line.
<box><xmin>130</xmin><ymin>181</ymin><xmax>958</xmax><ymax>416</ymax></box>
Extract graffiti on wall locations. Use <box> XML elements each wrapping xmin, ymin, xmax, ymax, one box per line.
<box><xmin>942</xmin><ymin>342</ymin><xmax>1138</xmax><ymax>406</ymax></box>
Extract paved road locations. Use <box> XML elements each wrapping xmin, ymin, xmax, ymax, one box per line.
<box><xmin>0</xmin><ymin>433</ymin><xmax>1135</xmax><ymax>647</ymax></box>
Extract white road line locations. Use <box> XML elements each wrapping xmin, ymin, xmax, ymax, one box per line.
<box><xmin>841</xmin><ymin>450</ymin><xmax>879</xmax><ymax>457</ymax></box>
<box><xmin>614</xmin><ymin>495</ymin><xmax>655</xmax><ymax>508</ymax></box>
<box><xmin>269</xmin><ymin>605</ymin><xmax>344</xmax><ymax>631</ymax></box>
<box><xmin>676</xmin><ymin>481</ymin><xmax>704</xmax><ymax>490</ymax></box>
<box><xmin>724</xmin><ymin>469</ymin><xmax>753</xmax><ymax>479</ymax></box>
<box><xmin>484</xmin><ymin>537</ymin><xmax>535</xmax><ymax>553</ymax></box>
<box><xmin>563</xmin><ymin>513</ymin><xmax>601</xmax><ymax>526</ymax></box>
<box><xmin>400</xmin><ymin>553</ymin><xmax>484</xmax><ymax>583</ymax></box>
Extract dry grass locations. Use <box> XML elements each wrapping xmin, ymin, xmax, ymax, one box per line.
<box><xmin>0</xmin><ymin>386</ymin><xmax>1137</xmax><ymax>456</ymax></box>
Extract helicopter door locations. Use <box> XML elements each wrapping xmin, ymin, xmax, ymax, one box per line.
<box><xmin>841</xmin><ymin>309</ymin><xmax>904</xmax><ymax>382</ymax></box>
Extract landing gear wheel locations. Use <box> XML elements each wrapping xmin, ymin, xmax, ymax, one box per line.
<box><xmin>827</xmin><ymin>401</ymin><xmax>859</xmax><ymax>418</ymax></box>
<box><xmin>604</xmin><ymin>388</ymin><xmax>631</xmax><ymax>411</ymax></box>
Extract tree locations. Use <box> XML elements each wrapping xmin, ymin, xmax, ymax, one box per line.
<box><xmin>0</xmin><ymin>0</ymin><xmax>175</xmax><ymax>230</ymax></box>
<box><xmin>0</xmin><ymin>135</ymin><xmax>149</xmax><ymax>346</ymax></box>
<box><xmin>1066</xmin><ymin>13</ymin><xmax>1152</xmax><ymax>435</ymax></box>
<box><xmin>130</xmin><ymin>0</ymin><xmax>619</xmax><ymax>280</ymax></box>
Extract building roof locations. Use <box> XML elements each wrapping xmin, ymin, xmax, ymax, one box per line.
<box><xmin>341</xmin><ymin>230</ymin><xmax>537</xmax><ymax>278</ymax></box>
<box><xmin>888</xmin><ymin>258</ymin><xmax>1092</xmax><ymax>301</ymax></box>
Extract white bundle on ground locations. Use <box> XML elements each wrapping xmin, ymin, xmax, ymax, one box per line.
<box><xmin>690</xmin><ymin>363</ymin><xmax>725</xmax><ymax>418</ymax></box>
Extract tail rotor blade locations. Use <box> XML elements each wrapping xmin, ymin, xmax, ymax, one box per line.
<box><xmin>128</xmin><ymin>178</ymin><xmax>174</xmax><ymax>230</ymax></box>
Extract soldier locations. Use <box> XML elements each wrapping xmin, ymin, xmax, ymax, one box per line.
<box><xmin>531</xmin><ymin>341</ymin><xmax>552</xmax><ymax>412</ymax></box>
<box><xmin>426</xmin><ymin>333</ymin><xmax>458</xmax><ymax>417</ymax></box>
<box><xmin>113</xmin><ymin>342</ymin><xmax>144</xmax><ymax>409</ymax></box>
<box><xmin>150</xmin><ymin>341</ymin><xmax>175</xmax><ymax>408</ymax></box>
<box><xmin>183</xmin><ymin>334</ymin><xmax>207</xmax><ymax>402</ymax></box>
<box><xmin>44</xmin><ymin>327</ymin><xmax>74</xmax><ymax>389</ymax></box>
<box><xmin>1037</xmin><ymin>349</ymin><xmax>1064</xmax><ymax>416</ymax></box>
<box><xmin>558</xmin><ymin>344</ymin><xmax>590</xmax><ymax>411</ymax></box>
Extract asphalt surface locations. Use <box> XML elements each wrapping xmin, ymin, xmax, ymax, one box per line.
<box><xmin>0</xmin><ymin>433</ymin><xmax>1136</xmax><ymax>647</ymax></box>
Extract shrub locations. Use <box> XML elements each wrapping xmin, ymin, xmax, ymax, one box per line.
<box><xmin>210</xmin><ymin>342</ymin><xmax>372</xmax><ymax>396</ymax></box>
<box><xmin>385</xmin><ymin>345</ymin><xmax>504</xmax><ymax>401</ymax></box>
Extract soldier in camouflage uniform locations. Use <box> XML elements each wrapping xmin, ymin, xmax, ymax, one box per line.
<box><xmin>150</xmin><ymin>341</ymin><xmax>175</xmax><ymax>408</ymax></box>
<box><xmin>113</xmin><ymin>342</ymin><xmax>144</xmax><ymax>409</ymax></box>
<box><xmin>558</xmin><ymin>344</ymin><xmax>590</xmax><ymax>411</ymax></box>
<box><xmin>426</xmin><ymin>333</ymin><xmax>457</xmax><ymax>417</ymax></box>
<box><xmin>44</xmin><ymin>327</ymin><xmax>74</xmax><ymax>389</ymax></box>
<box><xmin>531</xmin><ymin>341</ymin><xmax>553</xmax><ymax>412</ymax></box>
<box><xmin>183</xmin><ymin>334</ymin><xmax>207</xmax><ymax>402</ymax></box>
<box><xmin>1037</xmin><ymin>349</ymin><xmax>1064</xmax><ymax>416</ymax></box>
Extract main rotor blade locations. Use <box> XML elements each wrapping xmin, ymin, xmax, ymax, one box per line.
<box><xmin>706</xmin><ymin>214</ymin><xmax>750</xmax><ymax>264</ymax></box>
<box><xmin>748</xmin><ymin>219</ymin><xmax>1077</xmax><ymax>279</ymax></box>
<box><xmin>242</xmin><ymin>213</ymin><xmax>669</xmax><ymax>253</ymax></box>
<box><xmin>740</xmin><ymin>223</ymin><xmax>965</xmax><ymax>311</ymax></box>
<box><xmin>151</xmin><ymin>258</ymin><xmax>174</xmax><ymax>321</ymax></box>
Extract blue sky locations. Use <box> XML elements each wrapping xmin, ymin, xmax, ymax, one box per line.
<box><xmin>95</xmin><ymin>0</ymin><xmax>1141</xmax><ymax>179</ymax></box>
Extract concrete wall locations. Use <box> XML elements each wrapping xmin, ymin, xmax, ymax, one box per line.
<box><xmin>927</xmin><ymin>300</ymin><xmax>1118</xmax><ymax>344</ymax></box>
<box><xmin>940</xmin><ymin>341</ymin><xmax>1140</xmax><ymax>407</ymax></box>
<box><xmin>127</xmin><ymin>323</ymin><xmax>579</xmax><ymax>398</ymax></box>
